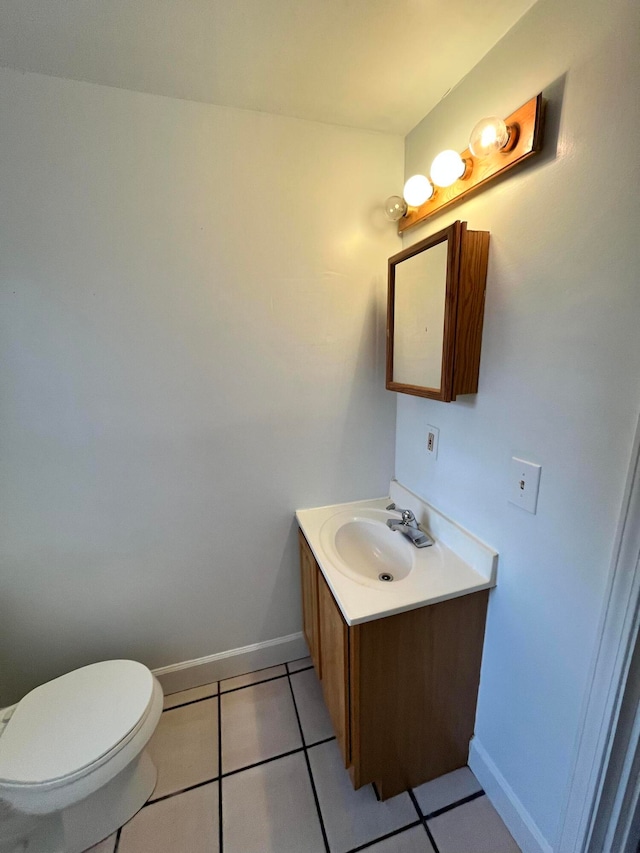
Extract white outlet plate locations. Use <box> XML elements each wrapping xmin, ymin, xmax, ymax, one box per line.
<box><xmin>509</xmin><ymin>457</ymin><xmax>541</xmax><ymax>514</ymax></box>
<box><xmin>426</xmin><ymin>425</ymin><xmax>439</xmax><ymax>458</ymax></box>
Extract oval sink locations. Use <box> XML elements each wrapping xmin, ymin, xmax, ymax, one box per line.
<box><xmin>335</xmin><ymin>520</ymin><xmax>413</xmax><ymax>581</ymax></box>
<box><xmin>319</xmin><ymin>509</ymin><xmax>416</xmax><ymax>587</ymax></box>
<box><xmin>297</xmin><ymin>495</ymin><xmax>496</xmax><ymax>625</ymax></box>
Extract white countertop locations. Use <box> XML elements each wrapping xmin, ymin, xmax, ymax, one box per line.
<box><xmin>296</xmin><ymin>480</ymin><xmax>498</xmax><ymax>626</ymax></box>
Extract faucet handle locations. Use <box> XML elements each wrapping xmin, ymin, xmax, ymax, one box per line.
<box><xmin>386</xmin><ymin>503</ymin><xmax>415</xmax><ymax>525</ymax></box>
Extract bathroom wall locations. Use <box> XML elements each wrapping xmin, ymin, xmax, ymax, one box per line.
<box><xmin>396</xmin><ymin>0</ymin><xmax>640</xmax><ymax>847</ymax></box>
<box><xmin>0</xmin><ymin>67</ymin><xmax>402</xmax><ymax>704</ymax></box>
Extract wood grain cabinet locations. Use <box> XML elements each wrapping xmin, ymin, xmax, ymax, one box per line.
<box><xmin>299</xmin><ymin>529</ymin><xmax>489</xmax><ymax>799</ymax></box>
<box><xmin>386</xmin><ymin>221</ymin><xmax>490</xmax><ymax>402</ymax></box>
<box><xmin>299</xmin><ymin>529</ymin><xmax>321</xmax><ymax>677</ymax></box>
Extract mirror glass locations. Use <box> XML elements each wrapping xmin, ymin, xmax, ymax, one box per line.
<box><xmin>391</xmin><ymin>238</ymin><xmax>448</xmax><ymax>390</ymax></box>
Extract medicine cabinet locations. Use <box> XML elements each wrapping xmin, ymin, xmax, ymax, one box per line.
<box><xmin>386</xmin><ymin>221</ymin><xmax>489</xmax><ymax>402</ymax></box>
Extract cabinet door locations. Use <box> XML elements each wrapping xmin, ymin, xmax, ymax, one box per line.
<box><xmin>298</xmin><ymin>530</ymin><xmax>320</xmax><ymax>676</ymax></box>
<box><xmin>386</xmin><ymin>221</ymin><xmax>489</xmax><ymax>402</ymax></box>
<box><xmin>318</xmin><ymin>573</ymin><xmax>351</xmax><ymax>766</ymax></box>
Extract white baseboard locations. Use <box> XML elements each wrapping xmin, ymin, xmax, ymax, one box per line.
<box><xmin>153</xmin><ymin>632</ymin><xmax>309</xmax><ymax>695</ymax></box>
<box><xmin>469</xmin><ymin>738</ymin><xmax>553</xmax><ymax>853</ymax></box>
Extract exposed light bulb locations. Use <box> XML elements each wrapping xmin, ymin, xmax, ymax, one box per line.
<box><xmin>402</xmin><ymin>174</ymin><xmax>434</xmax><ymax>207</ymax></box>
<box><xmin>384</xmin><ymin>195</ymin><xmax>408</xmax><ymax>222</ymax></box>
<box><xmin>469</xmin><ymin>116</ymin><xmax>510</xmax><ymax>158</ymax></box>
<box><xmin>430</xmin><ymin>150</ymin><xmax>467</xmax><ymax>187</ymax></box>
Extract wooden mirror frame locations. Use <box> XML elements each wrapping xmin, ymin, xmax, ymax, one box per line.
<box><xmin>386</xmin><ymin>221</ymin><xmax>489</xmax><ymax>402</ymax></box>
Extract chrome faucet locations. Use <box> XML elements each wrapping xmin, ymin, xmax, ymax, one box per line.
<box><xmin>386</xmin><ymin>503</ymin><xmax>434</xmax><ymax>548</ymax></box>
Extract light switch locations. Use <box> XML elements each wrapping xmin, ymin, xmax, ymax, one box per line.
<box><xmin>509</xmin><ymin>457</ymin><xmax>541</xmax><ymax>514</ymax></box>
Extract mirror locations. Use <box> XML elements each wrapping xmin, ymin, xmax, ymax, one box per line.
<box><xmin>386</xmin><ymin>221</ymin><xmax>490</xmax><ymax>402</ymax></box>
<box><xmin>391</xmin><ymin>238</ymin><xmax>449</xmax><ymax>391</ymax></box>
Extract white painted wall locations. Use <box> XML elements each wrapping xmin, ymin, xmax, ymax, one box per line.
<box><xmin>396</xmin><ymin>0</ymin><xmax>640</xmax><ymax>847</ymax></box>
<box><xmin>0</xmin><ymin>68</ymin><xmax>402</xmax><ymax>705</ymax></box>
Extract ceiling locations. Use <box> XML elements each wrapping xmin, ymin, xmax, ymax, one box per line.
<box><xmin>0</xmin><ymin>0</ymin><xmax>537</xmax><ymax>135</ymax></box>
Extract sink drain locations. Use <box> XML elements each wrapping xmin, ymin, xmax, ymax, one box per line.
<box><xmin>378</xmin><ymin>572</ymin><xmax>394</xmax><ymax>582</ymax></box>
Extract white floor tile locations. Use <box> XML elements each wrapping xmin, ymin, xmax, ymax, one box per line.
<box><xmin>118</xmin><ymin>782</ymin><xmax>219</xmax><ymax>853</ymax></box>
<box><xmin>85</xmin><ymin>660</ymin><xmax>511</xmax><ymax>853</ymax></box>
<box><xmin>220</xmin><ymin>664</ymin><xmax>286</xmax><ymax>692</ymax></box>
<box><xmin>221</xmin><ymin>677</ymin><xmax>302</xmax><ymax>773</ymax></box>
<box><xmin>163</xmin><ymin>681</ymin><xmax>218</xmax><ymax>710</ymax></box>
<box><xmin>428</xmin><ymin>794</ymin><xmax>521</xmax><ymax>853</ymax></box>
<box><xmin>364</xmin><ymin>825</ymin><xmax>435</xmax><ymax>852</ymax></box>
<box><xmin>413</xmin><ymin>766</ymin><xmax>482</xmax><ymax>816</ymax></box>
<box><xmin>223</xmin><ymin>752</ymin><xmax>325</xmax><ymax>853</ymax></box>
<box><xmin>308</xmin><ymin>740</ymin><xmax>417</xmax><ymax>853</ymax></box>
<box><xmin>290</xmin><ymin>667</ymin><xmax>334</xmax><ymax>744</ymax></box>
<box><xmin>147</xmin><ymin>698</ymin><xmax>218</xmax><ymax>800</ymax></box>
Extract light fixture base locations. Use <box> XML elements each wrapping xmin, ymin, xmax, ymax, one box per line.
<box><xmin>399</xmin><ymin>93</ymin><xmax>544</xmax><ymax>233</ymax></box>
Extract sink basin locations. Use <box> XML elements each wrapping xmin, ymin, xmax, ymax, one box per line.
<box><xmin>320</xmin><ymin>508</ymin><xmax>419</xmax><ymax>586</ymax></box>
<box><xmin>297</xmin><ymin>491</ymin><xmax>498</xmax><ymax>624</ymax></box>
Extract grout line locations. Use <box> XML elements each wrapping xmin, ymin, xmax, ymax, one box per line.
<box><xmin>222</xmin><ymin>746</ymin><xmax>307</xmax><ymax>778</ymax></box>
<box><xmin>146</xmin><ymin>775</ymin><xmax>221</xmax><ymax>806</ymax></box>
<box><xmin>162</xmin><ymin>691</ymin><xmax>219</xmax><ymax>712</ymax></box>
<box><xmin>409</xmin><ymin>788</ymin><xmax>441</xmax><ymax>853</ymax></box>
<box><xmin>286</xmin><ymin>671</ymin><xmax>331</xmax><ymax>853</ymax></box>
<box><xmin>287</xmin><ymin>664</ymin><xmax>314</xmax><ymax>675</ymax></box>
<box><xmin>140</xmin><ymin>738</ymin><xmax>338</xmax><ymax>809</ymax></box>
<box><xmin>219</xmin><ymin>671</ymin><xmax>290</xmax><ymax>695</ymax></box>
<box><xmin>163</xmin><ymin>664</ymin><xmax>314</xmax><ymax>710</ymax></box>
<box><xmin>345</xmin><ymin>820</ymin><xmax>423</xmax><ymax>853</ymax></box>
<box><xmin>306</xmin><ymin>734</ymin><xmax>336</xmax><ymax>749</ymax></box>
<box><xmin>218</xmin><ymin>688</ymin><xmax>223</xmax><ymax>853</ymax></box>
<box><xmin>424</xmin><ymin>788</ymin><xmax>485</xmax><ymax>820</ymax></box>
<box><xmin>113</xmin><ymin>826</ymin><xmax>122</xmax><ymax>852</ymax></box>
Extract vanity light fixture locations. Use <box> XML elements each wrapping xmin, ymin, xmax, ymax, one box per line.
<box><xmin>468</xmin><ymin>116</ymin><xmax>512</xmax><ymax>159</ymax></box>
<box><xmin>388</xmin><ymin>93</ymin><xmax>544</xmax><ymax>232</ymax></box>
<box><xmin>384</xmin><ymin>195</ymin><xmax>408</xmax><ymax>222</ymax></box>
<box><xmin>429</xmin><ymin>150</ymin><xmax>468</xmax><ymax>188</ymax></box>
<box><xmin>403</xmin><ymin>174</ymin><xmax>435</xmax><ymax>206</ymax></box>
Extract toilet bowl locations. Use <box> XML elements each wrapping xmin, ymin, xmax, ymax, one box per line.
<box><xmin>0</xmin><ymin>660</ymin><xmax>163</xmax><ymax>853</ymax></box>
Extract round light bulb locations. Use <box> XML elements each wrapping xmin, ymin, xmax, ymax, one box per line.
<box><xmin>469</xmin><ymin>116</ymin><xmax>510</xmax><ymax>158</ymax></box>
<box><xmin>384</xmin><ymin>195</ymin><xmax>407</xmax><ymax>222</ymax></box>
<box><xmin>402</xmin><ymin>174</ymin><xmax>434</xmax><ymax>207</ymax></box>
<box><xmin>430</xmin><ymin>150</ymin><xmax>466</xmax><ymax>187</ymax></box>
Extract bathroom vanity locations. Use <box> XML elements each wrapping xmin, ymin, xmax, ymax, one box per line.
<box><xmin>296</xmin><ymin>482</ymin><xmax>497</xmax><ymax>799</ymax></box>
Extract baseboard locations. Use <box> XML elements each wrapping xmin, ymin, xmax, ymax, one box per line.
<box><xmin>153</xmin><ymin>632</ymin><xmax>309</xmax><ymax>695</ymax></box>
<box><xmin>469</xmin><ymin>738</ymin><xmax>554</xmax><ymax>853</ymax></box>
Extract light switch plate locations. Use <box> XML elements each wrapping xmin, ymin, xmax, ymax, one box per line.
<box><xmin>426</xmin><ymin>425</ymin><xmax>439</xmax><ymax>458</ymax></box>
<box><xmin>509</xmin><ymin>457</ymin><xmax>541</xmax><ymax>513</ymax></box>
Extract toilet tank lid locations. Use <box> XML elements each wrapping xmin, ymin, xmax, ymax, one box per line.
<box><xmin>0</xmin><ymin>660</ymin><xmax>154</xmax><ymax>786</ymax></box>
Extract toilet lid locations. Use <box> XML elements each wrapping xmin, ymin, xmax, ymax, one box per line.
<box><xmin>0</xmin><ymin>660</ymin><xmax>154</xmax><ymax>786</ymax></box>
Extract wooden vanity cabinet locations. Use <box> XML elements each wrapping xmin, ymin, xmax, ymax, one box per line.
<box><xmin>299</xmin><ymin>529</ymin><xmax>321</xmax><ymax>677</ymax></box>
<box><xmin>299</xmin><ymin>529</ymin><xmax>489</xmax><ymax>800</ymax></box>
<box><xmin>317</xmin><ymin>572</ymin><xmax>350</xmax><ymax>763</ymax></box>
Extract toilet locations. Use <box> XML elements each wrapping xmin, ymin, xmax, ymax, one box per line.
<box><xmin>0</xmin><ymin>660</ymin><xmax>163</xmax><ymax>853</ymax></box>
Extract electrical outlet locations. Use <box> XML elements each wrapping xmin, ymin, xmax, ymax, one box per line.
<box><xmin>509</xmin><ymin>457</ymin><xmax>541</xmax><ymax>514</ymax></box>
<box><xmin>426</xmin><ymin>425</ymin><xmax>439</xmax><ymax>458</ymax></box>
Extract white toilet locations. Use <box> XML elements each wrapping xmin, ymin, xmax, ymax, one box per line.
<box><xmin>0</xmin><ymin>660</ymin><xmax>163</xmax><ymax>853</ymax></box>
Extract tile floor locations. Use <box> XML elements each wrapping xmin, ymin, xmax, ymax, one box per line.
<box><xmin>86</xmin><ymin>658</ymin><xmax>521</xmax><ymax>853</ymax></box>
